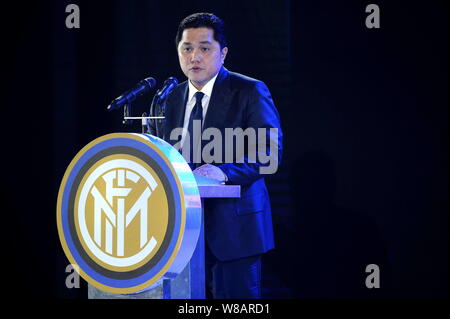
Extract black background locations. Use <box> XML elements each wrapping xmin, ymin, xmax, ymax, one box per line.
<box><xmin>0</xmin><ymin>0</ymin><xmax>447</xmax><ymax>299</ymax></box>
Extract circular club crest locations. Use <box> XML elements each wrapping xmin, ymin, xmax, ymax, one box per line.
<box><xmin>57</xmin><ymin>133</ymin><xmax>201</xmax><ymax>294</ymax></box>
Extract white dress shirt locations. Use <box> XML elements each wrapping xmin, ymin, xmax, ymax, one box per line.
<box><xmin>180</xmin><ymin>73</ymin><xmax>219</xmax><ymax>148</ymax></box>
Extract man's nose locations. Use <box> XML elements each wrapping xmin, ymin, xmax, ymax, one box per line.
<box><xmin>190</xmin><ymin>49</ymin><xmax>202</xmax><ymax>63</ymax></box>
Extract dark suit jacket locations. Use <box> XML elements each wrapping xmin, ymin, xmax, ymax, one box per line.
<box><xmin>151</xmin><ymin>66</ymin><xmax>282</xmax><ymax>261</ymax></box>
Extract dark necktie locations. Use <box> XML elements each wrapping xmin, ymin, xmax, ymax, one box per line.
<box><xmin>187</xmin><ymin>91</ymin><xmax>204</xmax><ymax>168</ymax></box>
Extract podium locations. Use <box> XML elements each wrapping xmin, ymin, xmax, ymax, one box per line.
<box><xmin>87</xmin><ymin>173</ymin><xmax>240</xmax><ymax>299</ymax></box>
<box><xmin>56</xmin><ymin>133</ymin><xmax>240</xmax><ymax>299</ymax></box>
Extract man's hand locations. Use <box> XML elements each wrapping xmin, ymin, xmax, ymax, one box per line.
<box><xmin>193</xmin><ymin>164</ymin><xmax>228</xmax><ymax>183</ymax></box>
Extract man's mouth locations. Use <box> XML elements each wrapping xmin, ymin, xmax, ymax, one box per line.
<box><xmin>190</xmin><ymin>67</ymin><xmax>202</xmax><ymax>72</ymax></box>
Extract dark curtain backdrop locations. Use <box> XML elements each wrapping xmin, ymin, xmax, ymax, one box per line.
<box><xmin>1</xmin><ymin>0</ymin><xmax>447</xmax><ymax>298</ymax></box>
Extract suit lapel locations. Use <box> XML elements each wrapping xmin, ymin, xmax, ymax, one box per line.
<box><xmin>200</xmin><ymin>67</ymin><xmax>232</xmax><ymax>163</ymax></box>
<box><xmin>164</xmin><ymin>81</ymin><xmax>188</xmax><ymax>145</ymax></box>
<box><xmin>203</xmin><ymin>66</ymin><xmax>231</xmax><ymax>131</ymax></box>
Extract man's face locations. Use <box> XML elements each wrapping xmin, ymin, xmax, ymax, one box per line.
<box><xmin>178</xmin><ymin>27</ymin><xmax>228</xmax><ymax>90</ymax></box>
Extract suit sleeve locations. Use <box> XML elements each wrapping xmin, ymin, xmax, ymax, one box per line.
<box><xmin>218</xmin><ymin>81</ymin><xmax>283</xmax><ymax>186</ymax></box>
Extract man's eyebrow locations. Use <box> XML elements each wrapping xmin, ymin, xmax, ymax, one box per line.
<box><xmin>181</xmin><ymin>41</ymin><xmax>212</xmax><ymax>45</ymax></box>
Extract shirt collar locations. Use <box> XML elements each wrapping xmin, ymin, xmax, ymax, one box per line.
<box><xmin>187</xmin><ymin>72</ymin><xmax>219</xmax><ymax>103</ymax></box>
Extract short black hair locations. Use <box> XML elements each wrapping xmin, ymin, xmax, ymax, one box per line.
<box><xmin>175</xmin><ymin>13</ymin><xmax>227</xmax><ymax>49</ymax></box>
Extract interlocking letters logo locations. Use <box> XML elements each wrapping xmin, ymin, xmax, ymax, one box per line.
<box><xmin>78</xmin><ymin>159</ymin><xmax>163</xmax><ymax>268</ymax></box>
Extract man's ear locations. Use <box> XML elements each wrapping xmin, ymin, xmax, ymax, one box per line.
<box><xmin>221</xmin><ymin>47</ymin><xmax>228</xmax><ymax>64</ymax></box>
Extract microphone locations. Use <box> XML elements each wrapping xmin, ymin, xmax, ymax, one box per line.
<box><xmin>155</xmin><ymin>77</ymin><xmax>178</xmax><ymax>103</ymax></box>
<box><xmin>107</xmin><ymin>77</ymin><xmax>157</xmax><ymax>111</ymax></box>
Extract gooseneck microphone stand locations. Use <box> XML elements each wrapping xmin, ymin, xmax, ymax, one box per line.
<box><xmin>118</xmin><ymin>98</ymin><xmax>165</xmax><ymax>134</ymax></box>
<box><xmin>107</xmin><ymin>78</ymin><xmax>167</xmax><ymax>135</ymax></box>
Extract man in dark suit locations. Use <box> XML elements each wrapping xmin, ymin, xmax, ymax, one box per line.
<box><xmin>150</xmin><ymin>12</ymin><xmax>282</xmax><ymax>298</ymax></box>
